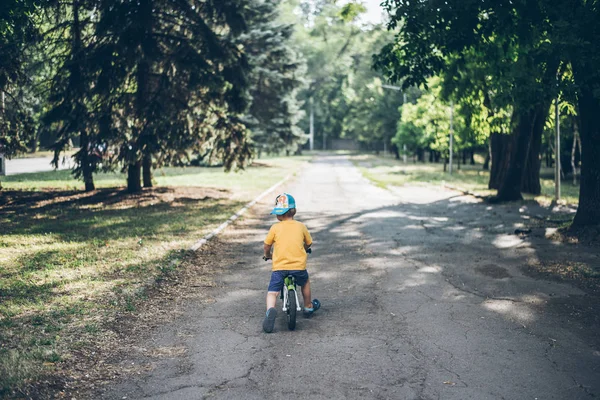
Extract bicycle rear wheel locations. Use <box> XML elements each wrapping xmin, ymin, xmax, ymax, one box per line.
<box><xmin>287</xmin><ymin>289</ymin><xmax>297</xmax><ymax>330</ymax></box>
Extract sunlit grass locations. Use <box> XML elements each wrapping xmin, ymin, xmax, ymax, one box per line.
<box><xmin>1</xmin><ymin>155</ymin><xmax>310</xmax><ymax>197</ymax></box>
<box><xmin>0</xmin><ymin>155</ymin><xmax>310</xmax><ymax>395</ymax></box>
<box><xmin>352</xmin><ymin>154</ymin><xmax>580</xmax><ymax>205</ymax></box>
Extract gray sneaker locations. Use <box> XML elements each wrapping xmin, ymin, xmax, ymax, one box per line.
<box><xmin>263</xmin><ymin>307</ymin><xmax>277</xmax><ymax>333</ymax></box>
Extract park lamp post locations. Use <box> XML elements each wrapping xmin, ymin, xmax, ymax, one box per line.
<box><xmin>308</xmin><ymin>97</ymin><xmax>315</xmax><ymax>151</ymax></box>
<box><xmin>449</xmin><ymin>101</ymin><xmax>454</xmax><ymax>175</ymax></box>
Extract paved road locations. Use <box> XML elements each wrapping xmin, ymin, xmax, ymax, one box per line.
<box><xmin>98</xmin><ymin>155</ymin><xmax>599</xmax><ymax>399</ymax></box>
<box><xmin>2</xmin><ymin>156</ymin><xmax>72</xmax><ymax>175</ymax></box>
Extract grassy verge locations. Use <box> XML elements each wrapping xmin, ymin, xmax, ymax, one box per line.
<box><xmin>2</xmin><ymin>155</ymin><xmax>303</xmax><ymax>196</ymax></box>
<box><xmin>351</xmin><ymin>154</ymin><xmax>580</xmax><ymax>205</ymax></box>
<box><xmin>0</xmin><ymin>155</ymin><xmax>309</xmax><ymax>396</ymax></box>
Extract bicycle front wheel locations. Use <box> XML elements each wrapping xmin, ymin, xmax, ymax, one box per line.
<box><xmin>287</xmin><ymin>289</ymin><xmax>297</xmax><ymax>330</ymax></box>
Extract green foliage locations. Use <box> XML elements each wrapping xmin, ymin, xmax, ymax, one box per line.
<box><xmin>394</xmin><ymin>77</ymin><xmax>467</xmax><ymax>155</ymax></box>
<box><xmin>284</xmin><ymin>1</ymin><xmax>403</xmax><ymax>150</ymax></box>
<box><xmin>338</xmin><ymin>2</ymin><xmax>367</xmax><ymax>23</ymax></box>
<box><xmin>0</xmin><ymin>0</ymin><xmax>43</xmax><ymax>157</ymax></box>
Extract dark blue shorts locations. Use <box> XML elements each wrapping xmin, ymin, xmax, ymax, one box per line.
<box><xmin>268</xmin><ymin>270</ymin><xmax>309</xmax><ymax>292</ymax></box>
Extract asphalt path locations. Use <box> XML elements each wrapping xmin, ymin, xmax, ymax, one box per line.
<box><xmin>98</xmin><ymin>155</ymin><xmax>599</xmax><ymax>399</ymax></box>
<box><xmin>2</xmin><ymin>156</ymin><xmax>72</xmax><ymax>175</ymax></box>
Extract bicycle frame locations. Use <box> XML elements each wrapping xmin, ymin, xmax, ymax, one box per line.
<box><xmin>281</xmin><ymin>276</ymin><xmax>302</xmax><ymax>312</ymax></box>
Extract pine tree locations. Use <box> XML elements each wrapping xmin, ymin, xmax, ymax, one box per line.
<box><xmin>243</xmin><ymin>0</ymin><xmax>307</xmax><ymax>155</ymax></box>
<box><xmin>92</xmin><ymin>0</ymin><xmax>254</xmax><ymax>193</ymax></box>
<box><xmin>43</xmin><ymin>0</ymin><xmax>100</xmax><ymax>191</ymax></box>
<box><xmin>0</xmin><ymin>0</ymin><xmax>41</xmax><ymax>158</ymax></box>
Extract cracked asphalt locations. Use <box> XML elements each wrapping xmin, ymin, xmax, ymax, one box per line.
<box><xmin>97</xmin><ymin>155</ymin><xmax>600</xmax><ymax>399</ymax></box>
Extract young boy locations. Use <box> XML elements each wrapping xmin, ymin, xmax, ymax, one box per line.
<box><xmin>262</xmin><ymin>193</ymin><xmax>320</xmax><ymax>333</ymax></box>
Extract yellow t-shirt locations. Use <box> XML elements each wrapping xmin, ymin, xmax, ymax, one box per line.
<box><xmin>264</xmin><ymin>220</ymin><xmax>312</xmax><ymax>271</ymax></box>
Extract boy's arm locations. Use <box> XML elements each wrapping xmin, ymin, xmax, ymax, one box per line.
<box><xmin>264</xmin><ymin>225</ymin><xmax>275</xmax><ymax>259</ymax></box>
<box><xmin>303</xmin><ymin>225</ymin><xmax>313</xmax><ymax>251</ymax></box>
<box><xmin>263</xmin><ymin>243</ymin><xmax>273</xmax><ymax>259</ymax></box>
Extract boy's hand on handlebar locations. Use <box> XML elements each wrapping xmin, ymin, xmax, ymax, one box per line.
<box><xmin>263</xmin><ymin>256</ymin><xmax>272</xmax><ymax>261</ymax></box>
<box><xmin>306</xmin><ymin>248</ymin><xmax>312</xmax><ymax>254</ymax></box>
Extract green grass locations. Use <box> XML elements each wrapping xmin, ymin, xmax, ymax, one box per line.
<box><xmin>1</xmin><ymin>156</ymin><xmax>306</xmax><ymax>197</ymax></box>
<box><xmin>0</xmin><ymin>155</ymin><xmax>310</xmax><ymax>395</ymax></box>
<box><xmin>352</xmin><ymin>154</ymin><xmax>580</xmax><ymax>205</ymax></box>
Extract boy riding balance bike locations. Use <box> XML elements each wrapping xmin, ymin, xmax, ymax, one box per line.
<box><xmin>262</xmin><ymin>193</ymin><xmax>320</xmax><ymax>333</ymax></box>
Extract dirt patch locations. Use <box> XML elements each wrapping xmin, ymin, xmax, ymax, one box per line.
<box><xmin>475</xmin><ymin>264</ymin><xmax>511</xmax><ymax>279</ymax></box>
<box><xmin>523</xmin><ymin>260</ymin><xmax>600</xmax><ymax>296</ymax></box>
<box><xmin>15</xmin><ymin>237</ymin><xmax>230</xmax><ymax>399</ymax></box>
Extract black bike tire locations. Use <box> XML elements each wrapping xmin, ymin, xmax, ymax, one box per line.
<box><xmin>287</xmin><ymin>289</ymin><xmax>297</xmax><ymax>331</ymax></box>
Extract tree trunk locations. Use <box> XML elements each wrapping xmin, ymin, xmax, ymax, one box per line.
<box><xmin>417</xmin><ymin>148</ymin><xmax>424</xmax><ymax>162</ymax></box>
<box><xmin>127</xmin><ymin>161</ymin><xmax>142</xmax><ymax>193</ymax></box>
<box><xmin>488</xmin><ymin>132</ymin><xmax>510</xmax><ymax>189</ymax></box>
<box><xmin>483</xmin><ymin>140</ymin><xmax>491</xmax><ymax>170</ymax></box>
<box><xmin>80</xmin><ymin>135</ymin><xmax>95</xmax><ymax>192</ymax></box>
<box><xmin>495</xmin><ymin>108</ymin><xmax>536</xmax><ymax>200</ymax></box>
<box><xmin>470</xmin><ymin>149</ymin><xmax>475</xmax><ymax>165</ymax></box>
<box><xmin>462</xmin><ymin>150</ymin><xmax>467</xmax><ymax>165</ymax></box>
<box><xmin>572</xmin><ymin>121</ymin><xmax>578</xmax><ymax>185</ymax></box>
<box><xmin>392</xmin><ymin>144</ymin><xmax>400</xmax><ymax>160</ymax></box>
<box><xmin>521</xmin><ymin>105</ymin><xmax>548</xmax><ymax>195</ymax></box>
<box><xmin>571</xmin><ymin>87</ymin><xmax>600</xmax><ymax>228</ymax></box>
<box><xmin>73</xmin><ymin>0</ymin><xmax>95</xmax><ymax>192</ymax></box>
<box><xmin>142</xmin><ymin>153</ymin><xmax>153</xmax><ymax>188</ymax></box>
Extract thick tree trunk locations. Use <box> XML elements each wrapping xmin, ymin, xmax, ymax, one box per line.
<box><xmin>127</xmin><ymin>161</ymin><xmax>142</xmax><ymax>193</ymax></box>
<box><xmin>521</xmin><ymin>105</ymin><xmax>548</xmax><ymax>195</ymax></box>
<box><xmin>488</xmin><ymin>132</ymin><xmax>510</xmax><ymax>189</ymax></box>
<box><xmin>496</xmin><ymin>108</ymin><xmax>536</xmax><ymax>200</ymax></box>
<box><xmin>80</xmin><ymin>134</ymin><xmax>95</xmax><ymax>192</ymax></box>
<box><xmin>571</xmin><ymin>88</ymin><xmax>600</xmax><ymax>228</ymax></box>
<box><xmin>391</xmin><ymin>144</ymin><xmax>400</xmax><ymax>160</ymax></box>
<box><xmin>142</xmin><ymin>153</ymin><xmax>153</xmax><ymax>188</ymax></box>
<box><xmin>470</xmin><ymin>149</ymin><xmax>475</xmax><ymax>165</ymax></box>
<box><xmin>417</xmin><ymin>148</ymin><xmax>424</xmax><ymax>162</ymax></box>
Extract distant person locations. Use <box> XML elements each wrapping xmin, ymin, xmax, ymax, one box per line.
<box><xmin>262</xmin><ymin>193</ymin><xmax>320</xmax><ymax>333</ymax></box>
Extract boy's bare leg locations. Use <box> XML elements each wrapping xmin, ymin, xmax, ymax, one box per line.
<box><xmin>266</xmin><ymin>292</ymin><xmax>278</xmax><ymax>310</ymax></box>
<box><xmin>301</xmin><ymin>279</ymin><xmax>312</xmax><ymax>308</ymax></box>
